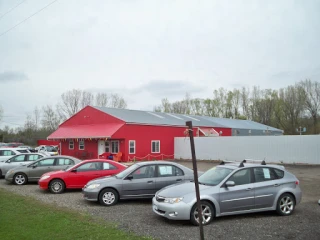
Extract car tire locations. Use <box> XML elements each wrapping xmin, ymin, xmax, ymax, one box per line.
<box><xmin>13</xmin><ymin>173</ymin><xmax>28</xmax><ymax>185</ymax></box>
<box><xmin>49</xmin><ymin>179</ymin><xmax>65</xmax><ymax>194</ymax></box>
<box><xmin>190</xmin><ymin>201</ymin><xmax>215</xmax><ymax>226</ymax></box>
<box><xmin>99</xmin><ymin>188</ymin><xmax>119</xmax><ymax>206</ymax></box>
<box><xmin>276</xmin><ymin>193</ymin><xmax>295</xmax><ymax>216</ymax></box>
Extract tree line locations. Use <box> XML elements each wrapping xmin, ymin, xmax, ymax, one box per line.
<box><xmin>153</xmin><ymin>79</ymin><xmax>320</xmax><ymax>135</ymax></box>
<box><xmin>0</xmin><ymin>89</ymin><xmax>127</xmax><ymax>146</ymax></box>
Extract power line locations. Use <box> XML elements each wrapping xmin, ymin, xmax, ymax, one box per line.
<box><xmin>0</xmin><ymin>0</ymin><xmax>27</xmax><ymax>20</ymax></box>
<box><xmin>0</xmin><ymin>0</ymin><xmax>58</xmax><ymax>39</ymax></box>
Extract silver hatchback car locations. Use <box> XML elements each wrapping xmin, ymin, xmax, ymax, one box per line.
<box><xmin>153</xmin><ymin>160</ymin><xmax>302</xmax><ymax>225</ymax></box>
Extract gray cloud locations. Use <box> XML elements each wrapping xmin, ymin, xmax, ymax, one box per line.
<box><xmin>0</xmin><ymin>71</ymin><xmax>28</xmax><ymax>82</ymax></box>
<box><xmin>135</xmin><ymin>80</ymin><xmax>206</xmax><ymax>97</ymax></box>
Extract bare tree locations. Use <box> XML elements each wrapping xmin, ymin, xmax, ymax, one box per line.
<box><xmin>110</xmin><ymin>94</ymin><xmax>127</xmax><ymax>108</ymax></box>
<box><xmin>56</xmin><ymin>89</ymin><xmax>83</xmax><ymax>120</ymax></box>
<box><xmin>0</xmin><ymin>105</ymin><xmax>3</xmax><ymax>123</ymax></box>
<box><xmin>33</xmin><ymin>107</ymin><xmax>41</xmax><ymax>131</ymax></box>
<box><xmin>95</xmin><ymin>93</ymin><xmax>109</xmax><ymax>107</ymax></box>
<box><xmin>81</xmin><ymin>91</ymin><xmax>94</xmax><ymax>108</ymax></box>
<box><xmin>41</xmin><ymin>105</ymin><xmax>60</xmax><ymax>131</ymax></box>
<box><xmin>299</xmin><ymin>79</ymin><xmax>320</xmax><ymax>134</ymax></box>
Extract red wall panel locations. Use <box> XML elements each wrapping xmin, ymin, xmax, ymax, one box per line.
<box><xmin>61</xmin><ymin>106</ymin><xmax>124</xmax><ymax>127</ymax></box>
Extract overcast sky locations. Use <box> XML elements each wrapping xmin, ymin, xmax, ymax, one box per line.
<box><xmin>0</xmin><ymin>0</ymin><xmax>320</xmax><ymax>128</ymax></box>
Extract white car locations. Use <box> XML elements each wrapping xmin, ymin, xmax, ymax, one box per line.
<box><xmin>38</xmin><ymin>146</ymin><xmax>59</xmax><ymax>156</ymax></box>
<box><xmin>0</xmin><ymin>153</ymin><xmax>47</xmax><ymax>177</ymax></box>
<box><xmin>0</xmin><ymin>148</ymin><xmax>31</xmax><ymax>162</ymax></box>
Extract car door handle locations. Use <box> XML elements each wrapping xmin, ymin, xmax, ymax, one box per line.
<box><xmin>176</xmin><ymin>179</ymin><xmax>182</xmax><ymax>182</ymax></box>
<box><xmin>147</xmin><ymin>181</ymin><xmax>153</xmax><ymax>183</ymax></box>
<box><xmin>246</xmin><ymin>188</ymin><xmax>252</xmax><ymax>191</ymax></box>
<box><xmin>274</xmin><ymin>184</ymin><xmax>279</xmax><ymax>187</ymax></box>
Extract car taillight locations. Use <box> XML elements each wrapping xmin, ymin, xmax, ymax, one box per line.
<box><xmin>295</xmin><ymin>180</ymin><xmax>299</xmax><ymax>185</ymax></box>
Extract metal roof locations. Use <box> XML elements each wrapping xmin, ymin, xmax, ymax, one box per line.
<box><xmin>93</xmin><ymin>106</ymin><xmax>282</xmax><ymax>132</ymax></box>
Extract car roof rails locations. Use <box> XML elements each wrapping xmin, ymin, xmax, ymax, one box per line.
<box><xmin>243</xmin><ymin>158</ymin><xmax>267</xmax><ymax>166</ymax></box>
<box><xmin>239</xmin><ymin>159</ymin><xmax>246</xmax><ymax>167</ymax></box>
<box><xmin>219</xmin><ymin>160</ymin><xmax>235</xmax><ymax>165</ymax></box>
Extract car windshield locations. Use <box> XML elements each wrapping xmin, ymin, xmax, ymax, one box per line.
<box><xmin>45</xmin><ymin>146</ymin><xmax>57</xmax><ymax>152</ymax></box>
<box><xmin>198</xmin><ymin>167</ymin><xmax>233</xmax><ymax>186</ymax></box>
<box><xmin>115</xmin><ymin>164</ymin><xmax>139</xmax><ymax>179</ymax></box>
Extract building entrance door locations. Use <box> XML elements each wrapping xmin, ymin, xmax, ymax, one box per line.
<box><xmin>98</xmin><ymin>140</ymin><xmax>105</xmax><ymax>155</ymax></box>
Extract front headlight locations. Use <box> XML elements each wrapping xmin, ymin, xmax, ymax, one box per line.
<box><xmin>164</xmin><ymin>197</ymin><xmax>183</xmax><ymax>204</ymax></box>
<box><xmin>40</xmin><ymin>175</ymin><xmax>50</xmax><ymax>180</ymax></box>
<box><xmin>86</xmin><ymin>184</ymin><xmax>100</xmax><ymax>189</ymax></box>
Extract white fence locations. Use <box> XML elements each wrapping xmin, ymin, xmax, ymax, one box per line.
<box><xmin>174</xmin><ymin>135</ymin><xmax>320</xmax><ymax>165</ymax></box>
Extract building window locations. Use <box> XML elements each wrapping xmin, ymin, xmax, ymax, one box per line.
<box><xmin>111</xmin><ymin>141</ymin><xmax>119</xmax><ymax>153</ymax></box>
<box><xmin>105</xmin><ymin>141</ymin><xmax>110</xmax><ymax>152</ymax></box>
<box><xmin>129</xmin><ymin>140</ymin><xmax>135</xmax><ymax>154</ymax></box>
<box><xmin>151</xmin><ymin>140</ymin><xmax>160</xmax><ymax>153</ymax></box>
<box><xmin>69</xmin><ymin>140</ymin><xmax>74</xmax><ymax>150</ymax></box>
<box><xmin>79</xmin><ymin>139</ymin><xmax>85</xmax><ymax>150</ymax></box>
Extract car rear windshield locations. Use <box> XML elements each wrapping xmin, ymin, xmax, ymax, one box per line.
<box><xmin>198</xmin><ymin>167</ymin><xmax>233</xmax><ymax>186</ymax></box>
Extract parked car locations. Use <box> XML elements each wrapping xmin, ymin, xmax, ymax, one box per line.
<box><xmin>152</xmin><ymin>160</ymin><xmax>302</xmax><ymax>226</ymax></box>
<box><xmin>20</xmin><ymin>145</ymin><xmax>36</xmax><ymax>152</ymax></box>
<box><xmin>0</xmin><ymin>153</ymin><xmax>47</xmax><ymax>177</ymax></box>
<box><xmin>82</xmin><ymin>161</ymin><xmax>198</xmax><ymax>206</ymax></box>
<box><xmin>0</xmin><ymin>148</ymin><xmax>31</xmax><ymax>162</ymax></box>
<box><xmin>39</xmin><ymin>146</ymin><xmax>58</xmax><ymax>156</ymax></box>
<box><xmin>5</xmin><ymin>155</ymin><xmax>81</xmax><ymax>185</ymax></box>
<box><xmin>38</xmin><ymin>159</ymin><xmax>127</xmax><ymax>194</ymax></box>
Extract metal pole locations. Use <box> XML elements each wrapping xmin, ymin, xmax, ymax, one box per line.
<box><xmin>186</xmin><ymin>121</ymin><xmax>204</xmax><ymax>240</ymax></box>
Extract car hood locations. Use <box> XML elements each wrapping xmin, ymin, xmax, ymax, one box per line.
<box><xmin>157</xmin><ymin>182</ymin><xmax>213</xmax><ymax>197</ymax></box>
<box><xmin>86</xmin><ymin>175</ymin><xmax>117</xmax><ymax>185</ymax></box>
<box><xmin>42</xmin><ymin>170</ymin><xmax>64</xmax><ymax>176</ymax></box>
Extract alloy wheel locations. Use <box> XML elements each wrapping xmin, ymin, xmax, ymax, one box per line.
<box><xmin>102</xmin><ymin>192</ymin><xmax>115</xmax><ymax>205</ymax></box>
<box><xmin>193</xmin><ymin>204</ymin><xmax>213</xmax><ymax>225</ymax></box>
<box><xmin>14</xmin><ymin>174</ymin><xmax>26</xmax><ymax>185</ymax></box>
<box><xmin>279</xmin><ymin>196</ymin><xmax>294</xmax><ymax>214</ymax></box>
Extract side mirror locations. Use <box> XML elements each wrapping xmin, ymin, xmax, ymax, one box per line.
<box><xmin>225</xmin><ymin>181</ymin><xmax>235</xmax><ymax>187</ymax></box>
<box><xmin>71</xmin><ymin>169</ymin><xmax>77</xmax><ymax>173</ymax></box>
<box><xmin>126</xmin><ymin>175</ymin><xmax>133</xmax><ymax>180</ymax></box>
<box><xmin>6</xmin><ymin>160</ymin><xmax>11</xmax><ymax>163</ymax></box>
<box><xmin>32</xmin><ymin>165</ymin><xmax>37</xmax><ymax>169</ymax></box>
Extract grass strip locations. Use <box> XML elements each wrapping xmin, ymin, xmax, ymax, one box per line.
<box><xmin>0</xmin><ymin>188</ymin><xmax>152</xmax><ymax>240</ymax></box>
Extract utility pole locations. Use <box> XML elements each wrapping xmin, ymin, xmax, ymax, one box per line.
<box><xmin>186</xmin><ymin>121</ymin><xmax>204</xmax><ymax>240</ymax></box>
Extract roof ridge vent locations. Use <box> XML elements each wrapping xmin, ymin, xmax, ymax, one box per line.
<box><xmin>183</xmin><ymin>115</ymin><xmax>200</xmax><ymax>121</ymax></box>
<box><xmin>147</xmin><ymin>112</ymin><xmax>165</xmax><ymax>119</ymax></box>
<box><xmin>165</xmin><ymin>113</ymin><xmax>184</xmax><ymax>120</ymax></box>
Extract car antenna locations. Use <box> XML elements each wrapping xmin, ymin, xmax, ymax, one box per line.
<box><xmin>219</xmin><ymin>161</ymin><xmax>225</xmax><ymax>165</ymax></box>
<box><xmin>261</xmin><ymin>158</ymin><xmax>266</xmax><ymax>165</ymax></box>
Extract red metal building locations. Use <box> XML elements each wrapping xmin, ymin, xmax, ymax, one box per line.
<box><xmin>47</xmin><ymin>106</ymin><xmax>232</xmax><ymax>161</ymax></box>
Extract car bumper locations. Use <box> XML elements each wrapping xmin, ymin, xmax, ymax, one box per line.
<box><xmin>5</xmin><ymin>176</ymin><xmax>13</xmax><ymax>182</ymax></box>
<box><xmin>152</xmin><ymin>197</ymin><xmax>191</xmax><ymax>220</ymax></box>
<box><xmin>38</xmin><ymin>180</ymin><xmax>49</xmax><ymax>190</ymax></box>
<box><xmin>82</xmin><ymin>188</ymin><xmax>100</xmax><ymax>201</ymax></box>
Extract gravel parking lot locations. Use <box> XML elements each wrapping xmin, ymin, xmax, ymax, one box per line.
<box><xmin>1</xmin><ymin>160</ymin><xmax>320</xmax><ymax>240</ymax></box>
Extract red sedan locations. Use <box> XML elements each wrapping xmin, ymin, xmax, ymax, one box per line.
<box><xmin>38</xmin><ymin>159</ymin><xmax>127</xmax><ymax>194</ymax></box>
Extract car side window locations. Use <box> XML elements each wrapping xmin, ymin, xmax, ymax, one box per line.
<box><xmin>37</xmin><ymin>159</ymin><xmax>55</xmax><ymax>166</ymax></box>
<box><xmin>157</xmin><ymin>165</ymin><xmax>184</xmax><ymax>177</ymax></box>
<box><xmin>228</xmin><ymin>169</ymin><xmax>251</xmax><ymax>185</ymax></box>
<box><xmin>76</xmin><ymin>162</ymin><xmax>101</xmax><ymax>172</ymax></box>
<box><xmin>28</xmin><ymin>155</ymin><xmax>42</xmax><ymax>161</ymax></box>
<box><xmin>131</xmin><ymin>165</ymin><xmax>155</xmax><ymax>179</ymax></box>
<box><xmin>274</xmin><ymin>169</ymin><xmax>284</xmax><ymax>179</ymax></box>
<box><xmin>57</xmin><ymin>158</ymin><xmax>74</xmax><ymax>165</ymax></box>
<box><xmin>11</xmin><ymin>155</ymin><xmax>25</xmax><ymax>162</ymax></box>
<box><xmin>3</xmin><ymin>150</ymin><xmax>15</xmax><ymax>156</ymax></box>
<box><xmin>102</xmin><ymin>162</ymin><xmax>117</xmax><ymax>170</ymax></box>
<box><xmin>253</xmin><ymin>168</ymin><xmax>277</xmax><ymax>182</ymax></box>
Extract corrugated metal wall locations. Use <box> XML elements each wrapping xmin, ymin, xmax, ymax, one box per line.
<box><xmin>174</xmin><ymin>135</ymin><xmax>320</xmax><ymax>164</ymax></box>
